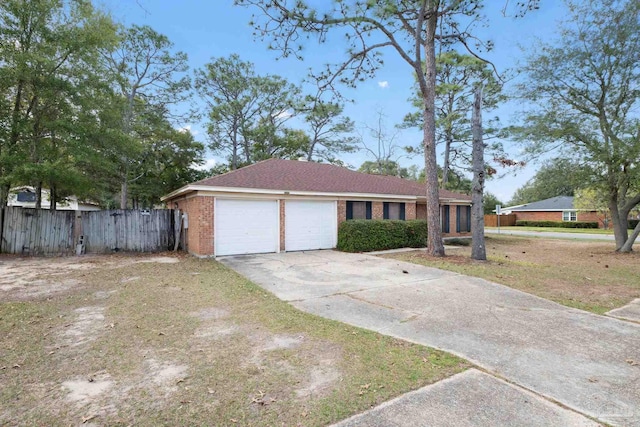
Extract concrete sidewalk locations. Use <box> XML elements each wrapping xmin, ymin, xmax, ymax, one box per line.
<box><xmin>333</xmin><ymin>369</ymin><xmax>597</xmax><ymax>427</ymax></box>
<box><xmin>221</xmin><ymin>250</ymin><xmax>640</xmax><ymax>426</ymax></box>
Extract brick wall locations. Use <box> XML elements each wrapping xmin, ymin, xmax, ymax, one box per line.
<box><xmin>515</xmin><ymin>210</ymin><xmax>604</xmax><ymax>228</ymax></box>
<box><xmin>372</xmin><ymin>201</ymin><xmax>384</xmax><ymax>219</ymax></box>
<box><xmin>172</xmin><ymin>195</ymin><xmax>214</xmax><ymax>257</ymax></box>
<box><xmin>406</xmin><ymin>202</ymin><xmax>417</xmax><ymax>220</ymax></box>
<box><xmin>516</xmin><ymin>211</ymin><xmax>562</xmax><ymax>222</ymax></box>
<box><xmin>444</xmin><ymin>204</ymin><xmax>457</xmax><ymax>237</ymax></box>
<box><xmin>414</xmin><ymin>202</ymin><xmax>471</xmax><ymax>236</ymax></box>
<box><xmin>337</xmin><ymin>200</ymin><xmax>347</xmax><ymax>229</ymax></box>
<box><xmin>578</xmin><ymin>211</ymin><xmax>603</xmax><ymax>226</ymax></box>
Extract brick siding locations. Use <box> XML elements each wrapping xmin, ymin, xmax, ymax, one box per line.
<box><xmin>337</xmin><ymin>200</ymin><xmax>347</xmax><ymax>229</ymax></box>
<box><xmin>515</xmin><ymin>210</ymin><xmax>604</xmax><ymax>228</ymax></box>
<box><xmin>416</xmin><ymin>202</ymin><xmax>470</xmax><ymax>237</ymax></box>
<box><xmin>172</xmin><ymin>196</ymin><xmax>474</xmax><ymax>257</ymax></box>
<box><xmin>173</xmin><ymin>195</ymin><xmax>214</xmax><ymax>257</ymax></box>
<box><xmin>405</xmin><ymin>202</ymin><xmax>417</xmax><ymax>220</ymax></box>
<box><xmin>515</xmin><ymin>211</ymin><xmax>563</xmax><ymax>222</ymax></box>
<box><xmin>372</xmin><ymin>201</ymin><xmax>384</xmax><ymax>219</ymax></box>
<box><xmin>416</xmin><ymin>203</ymin><xmax>427</xmax><ymax>220</ymax></box>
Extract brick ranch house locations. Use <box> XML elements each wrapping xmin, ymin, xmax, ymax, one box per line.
<box><xmin>162</xmin><ymin>158</ymin><xmax>472</xmax><ymax>257</ymax></box>
<box><xmin>502</xmin><ymin>196</ymin><xmax>604</xmax><ymax>227</ymax></box>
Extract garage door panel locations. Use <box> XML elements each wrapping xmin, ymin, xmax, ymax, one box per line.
<box><xmin>215</xmin><ymin>199</ymin><xmax>279</xmax><ymax>256</ymax></box>
<box><xmin>285</xmin><ymin>201</ymin><xmax>336</xmax><ymax>252</ymax></box>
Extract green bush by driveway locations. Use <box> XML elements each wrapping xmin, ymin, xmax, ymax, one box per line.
<box><xmin>337</xmin><ymin>219</ymin><xmax>427</xmax><ymax>252</ymax></box>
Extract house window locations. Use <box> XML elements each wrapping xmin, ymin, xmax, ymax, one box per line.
<box><xmin>16</xmin><ymin>191</ymin><xmax>36</xmax><ymax>203</ymax></box>
<box><xmin>383</xmin><ymin>202</ymin><xmax>405</xmax><ymax>220</ymax></box>
<box><xmin>441</xmin><ymin>205</ymin><xmax>450</xmax><ymax>233</ymax></box>
<box><xmin>346</xmin><ymin>201</ymin><xmax>372</xmax><ymax>220</ymax></box>
<box><xmin>456</xmin><ymin>205</ymin><xmax>471</xmax><ymax>233</ymax></box>
<box><xmin>563</xmin><ymin>211</ymin><xmax>577</xmax><ymax>221</ymax></box>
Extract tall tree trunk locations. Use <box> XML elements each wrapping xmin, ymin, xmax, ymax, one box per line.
<box><xmin>0</xmin><ymin>184</ymin><xmax>9</xmax><ymax>208</ymax></box>
<box><xmin>35</xmin><ymin>182</ymin><xmax>42</xmax><ymax>209</ymax></box>
<box><xmin>423</xmin><ymin>13</ymin><xmax>445</xmax><ymax>257</ymax></box>
<box><xmin>442</xmin><ymin>132</ymin><xmax>452</xmax><ymax>189</ymax></box>
<box><xmin>619</xmin><ymin>220</ymin><xmax>640</xmax><ymax>253</ymax></box>
<box><xmin>470</xmin><ymin>85</ymin><xmax>486</xmax><ymax>261</ymax></box>
<box><xmin>121</xmin><ymin>180</ymin><xmax>128</xmax><ymax>209</ymax></box>
<box><xmin>50</xmin><ymin>185</ymin><xmax>57</xmax><ymax>211</ymax></box>
<box><xmin>120</xmin><ymin>90</ymin><xmax>136</xmax><ymax>209</ymax></box>
<box><xmin>609</xmin><ymin>196</ymin><xmax>627</xmax><ymax>250</ymax></box>
<box><xmin>232</xmin><ymin>126</ymin><xmax>238</xmax><ymax>170</ymax></box>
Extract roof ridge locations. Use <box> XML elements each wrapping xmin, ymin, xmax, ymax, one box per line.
<box><xmin>192</xmin><ymin>158</ymin><xmax>278</xmax><ymax>185</ymax></box>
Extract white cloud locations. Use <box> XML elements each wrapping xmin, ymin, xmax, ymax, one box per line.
<box><xmin>178</xmin><ymin>125</ymin><xmax>199</xmax><ymax>136</ymax></box>
<box><xmin>275</xmin><ymin>109</ymin><xmax>293</xmax><ymax>120</ymax></box>
<box><xmin>193</xmin><ymin>158</ymin><xmax>217</xmax><ymax>171</ymax></box>
<box><xmin>378</xmin><ymin>81</ymin><xmax>389</xmax><ymax>89</ymax></box>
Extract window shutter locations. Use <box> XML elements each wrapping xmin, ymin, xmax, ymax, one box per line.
<box><xmin>400</xmin><ymin>203</ymin><xmax>406</xmax><ymax>220</ymax></box>
<box><xmin>444</xmin><ymin>205</ymin><xmax>450</xmax><ymax>233</ymax></box>
<box><xmin>366</xmin><ymin>202</ymin><xmax>372</xmax><ymax>220</ymax></box>
<box><xmin>456</xmin><ymin>205</ymin><xmax>461</xmax><ymax>233</ymax></box>
<box><xmin>346</xmin><ymin>201</ymin><xmax>353</xmax><ymax>220</ymax></box>
<box><xmin>466</xmin><ymin>206</ymin><xmax>471</xmax><ymax>232</ymax></box>
<box><xmin>383</xmin><ymin>202</ymin><xmax>389</xmax><ymax>219</ymax></box>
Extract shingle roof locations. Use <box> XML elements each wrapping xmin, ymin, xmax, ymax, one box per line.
<box><xmin>184</xmin><ymin>158</ymin><xmax>470</xmax><ymax>200</ymax></box>
<box><xmin>508</xmin><ymin>196</ymin><xmax>574</xmax><ymax>211</ymax></box>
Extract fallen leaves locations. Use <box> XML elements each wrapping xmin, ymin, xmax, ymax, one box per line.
<box><xmin>250</xmin><ymin>389</ymin><xmax>277</xmax><ymax>406</ymax></box>
<box><xmin>81</xmin><ymin>414</ymin><xmax>96</xmax><ymax>424</ymax></box>
<box><xmin>358</xmin><ymin>383</ymin><xmax>371</xmax><ymax>395</ymax></box>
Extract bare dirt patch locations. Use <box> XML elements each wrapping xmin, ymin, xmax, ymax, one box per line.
<box><xmin>145</xmin><ymin>358</ymin><xmax>188</xmax><ymax>395</ymax></box>
<box><xmin>0</xmin><ymin>253</ymin><xmax>468</xmax><ymax>426</ymax></box>
<box><xmin>385</xmin><ymin>236</ymin><xmax>640</xmax><ymax>314</ymax></box>
<box><xmin>296</xmin><ymin>362</ymin><xmax>341</xmax><ymax>398</ymax></box>
<box><xmin>60</xmin><ymin>306</ymin><xmax>106</xmax><ymax>348</ymax></box>
<box><xmin>63</xmin><ymin>372</ymin><xmax>114</xmax><ymax>404</ymax></box>
<box><xmin>190</xmin><ymin>307</ymin><xmax>229</xmax><ymax>320</ymax></box>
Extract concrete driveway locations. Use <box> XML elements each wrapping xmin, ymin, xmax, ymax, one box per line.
<box><xmin>220</xmin><ymin>250</ymin><xmax>640</xmax><ymax>426</ymax></box>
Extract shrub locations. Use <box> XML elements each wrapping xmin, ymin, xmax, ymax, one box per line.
<box><xmin>337</xmin><ymin>219</ymin><xmax>428</xmax><ymax>253</ymax></box>
<box><xmin>629</xmin><ymin>219</ymin><xmax>639</xmax><ymax>229</ymax></box>
<box><xmin>445</xmin><ymin>237</ymin><xmax>471</xmax><ymax>246</ymax></box>
<box><xmin>515</xmin><ymin>220</ymin><xmax>599</xmax><ymax>229</ymax></box>
<box><xmin>405</xmin><ymin>220</ymin><xmax>429</xmax><ymax>248</ymax></box>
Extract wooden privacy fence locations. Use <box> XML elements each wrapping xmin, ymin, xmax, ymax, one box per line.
<box><xmin>484</xmin><ymin>214</ymin><xmax>517</xmax><ymax>227</ymax></box>
<box><xmin>0</xmin><ymin>207</ymin><xmax>178</xmax><ymax>255</ymax></box>
<box><xmin>0</xmin><ymin>207</ymin><xmax>75</xmax><ymax>255</ymax></box>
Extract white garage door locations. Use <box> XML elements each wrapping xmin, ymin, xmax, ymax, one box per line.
<box><xmin>215</xmin><ymin>199</ymin><xmax>279</xmax><ymax>256</ymax></box>
<box><xmin>285</xmin><ymin>200</ymin><xmax>337</xmax><ymax>252</ymax></box>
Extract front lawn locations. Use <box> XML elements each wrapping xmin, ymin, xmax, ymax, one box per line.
<box><xmin>384</xmin><ymin>236</ymin><xmax>640</xmax><ymax>314</ymax></box>
<box><xmin>0</xmin><ymin>254</ymin><xmax>468</xmax><ymax>426</ymax></box>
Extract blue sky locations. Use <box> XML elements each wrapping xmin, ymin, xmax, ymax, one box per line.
<box><xmin>98</xmin><ymin>0</ymin><xmax>568</xmax><ymax>203</ymax></box>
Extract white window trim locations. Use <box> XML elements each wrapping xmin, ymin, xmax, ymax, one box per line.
<box><xmin>562</xmin><ymin>211</ymin><xmax>577</xmax><ymax>221</ymax></box>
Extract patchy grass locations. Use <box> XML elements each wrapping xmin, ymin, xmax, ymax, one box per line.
<box><xmin>383</xmin><ymin>236</ymin><xmax>640</xmax><ymax>315</ymax></box>
<box><xmin>489</xmin><ymin>226</ymin><xmax>614</xmax><ymax>234</ymax></box>
<box><xmin>0</xmin><ymin>253</ymin><xmax>468</xmax><ymax>427</ymax></box>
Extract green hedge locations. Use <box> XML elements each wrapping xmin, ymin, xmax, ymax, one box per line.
<box><xmin>515</xmin><ymin>220</ymin><xmax>599</xmax><ymax>229</ymax></box>
<box><xmin>629</xmin><ymin>219</ymin><xmax>639</xmax><ymax>229</ymax></box>
<box><xmin>337</xmin><ymin>219</ymin><xmax>428</xmax><ymax>253</ymax></box>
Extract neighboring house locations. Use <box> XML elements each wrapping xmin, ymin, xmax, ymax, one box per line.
<box><xmin>7</xmin><ymin>186</ymin><xmax>101</xmax><ymax>211</ymax></box>
<box><xmin>502</xmin><ymin>196</ymin><xmax>603</xmax><ymax>227</ymax></box>
<box><xmin>162</xmin><ymin>158</ymin><xmax>472</xmax><ymax>257</ymax></box>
